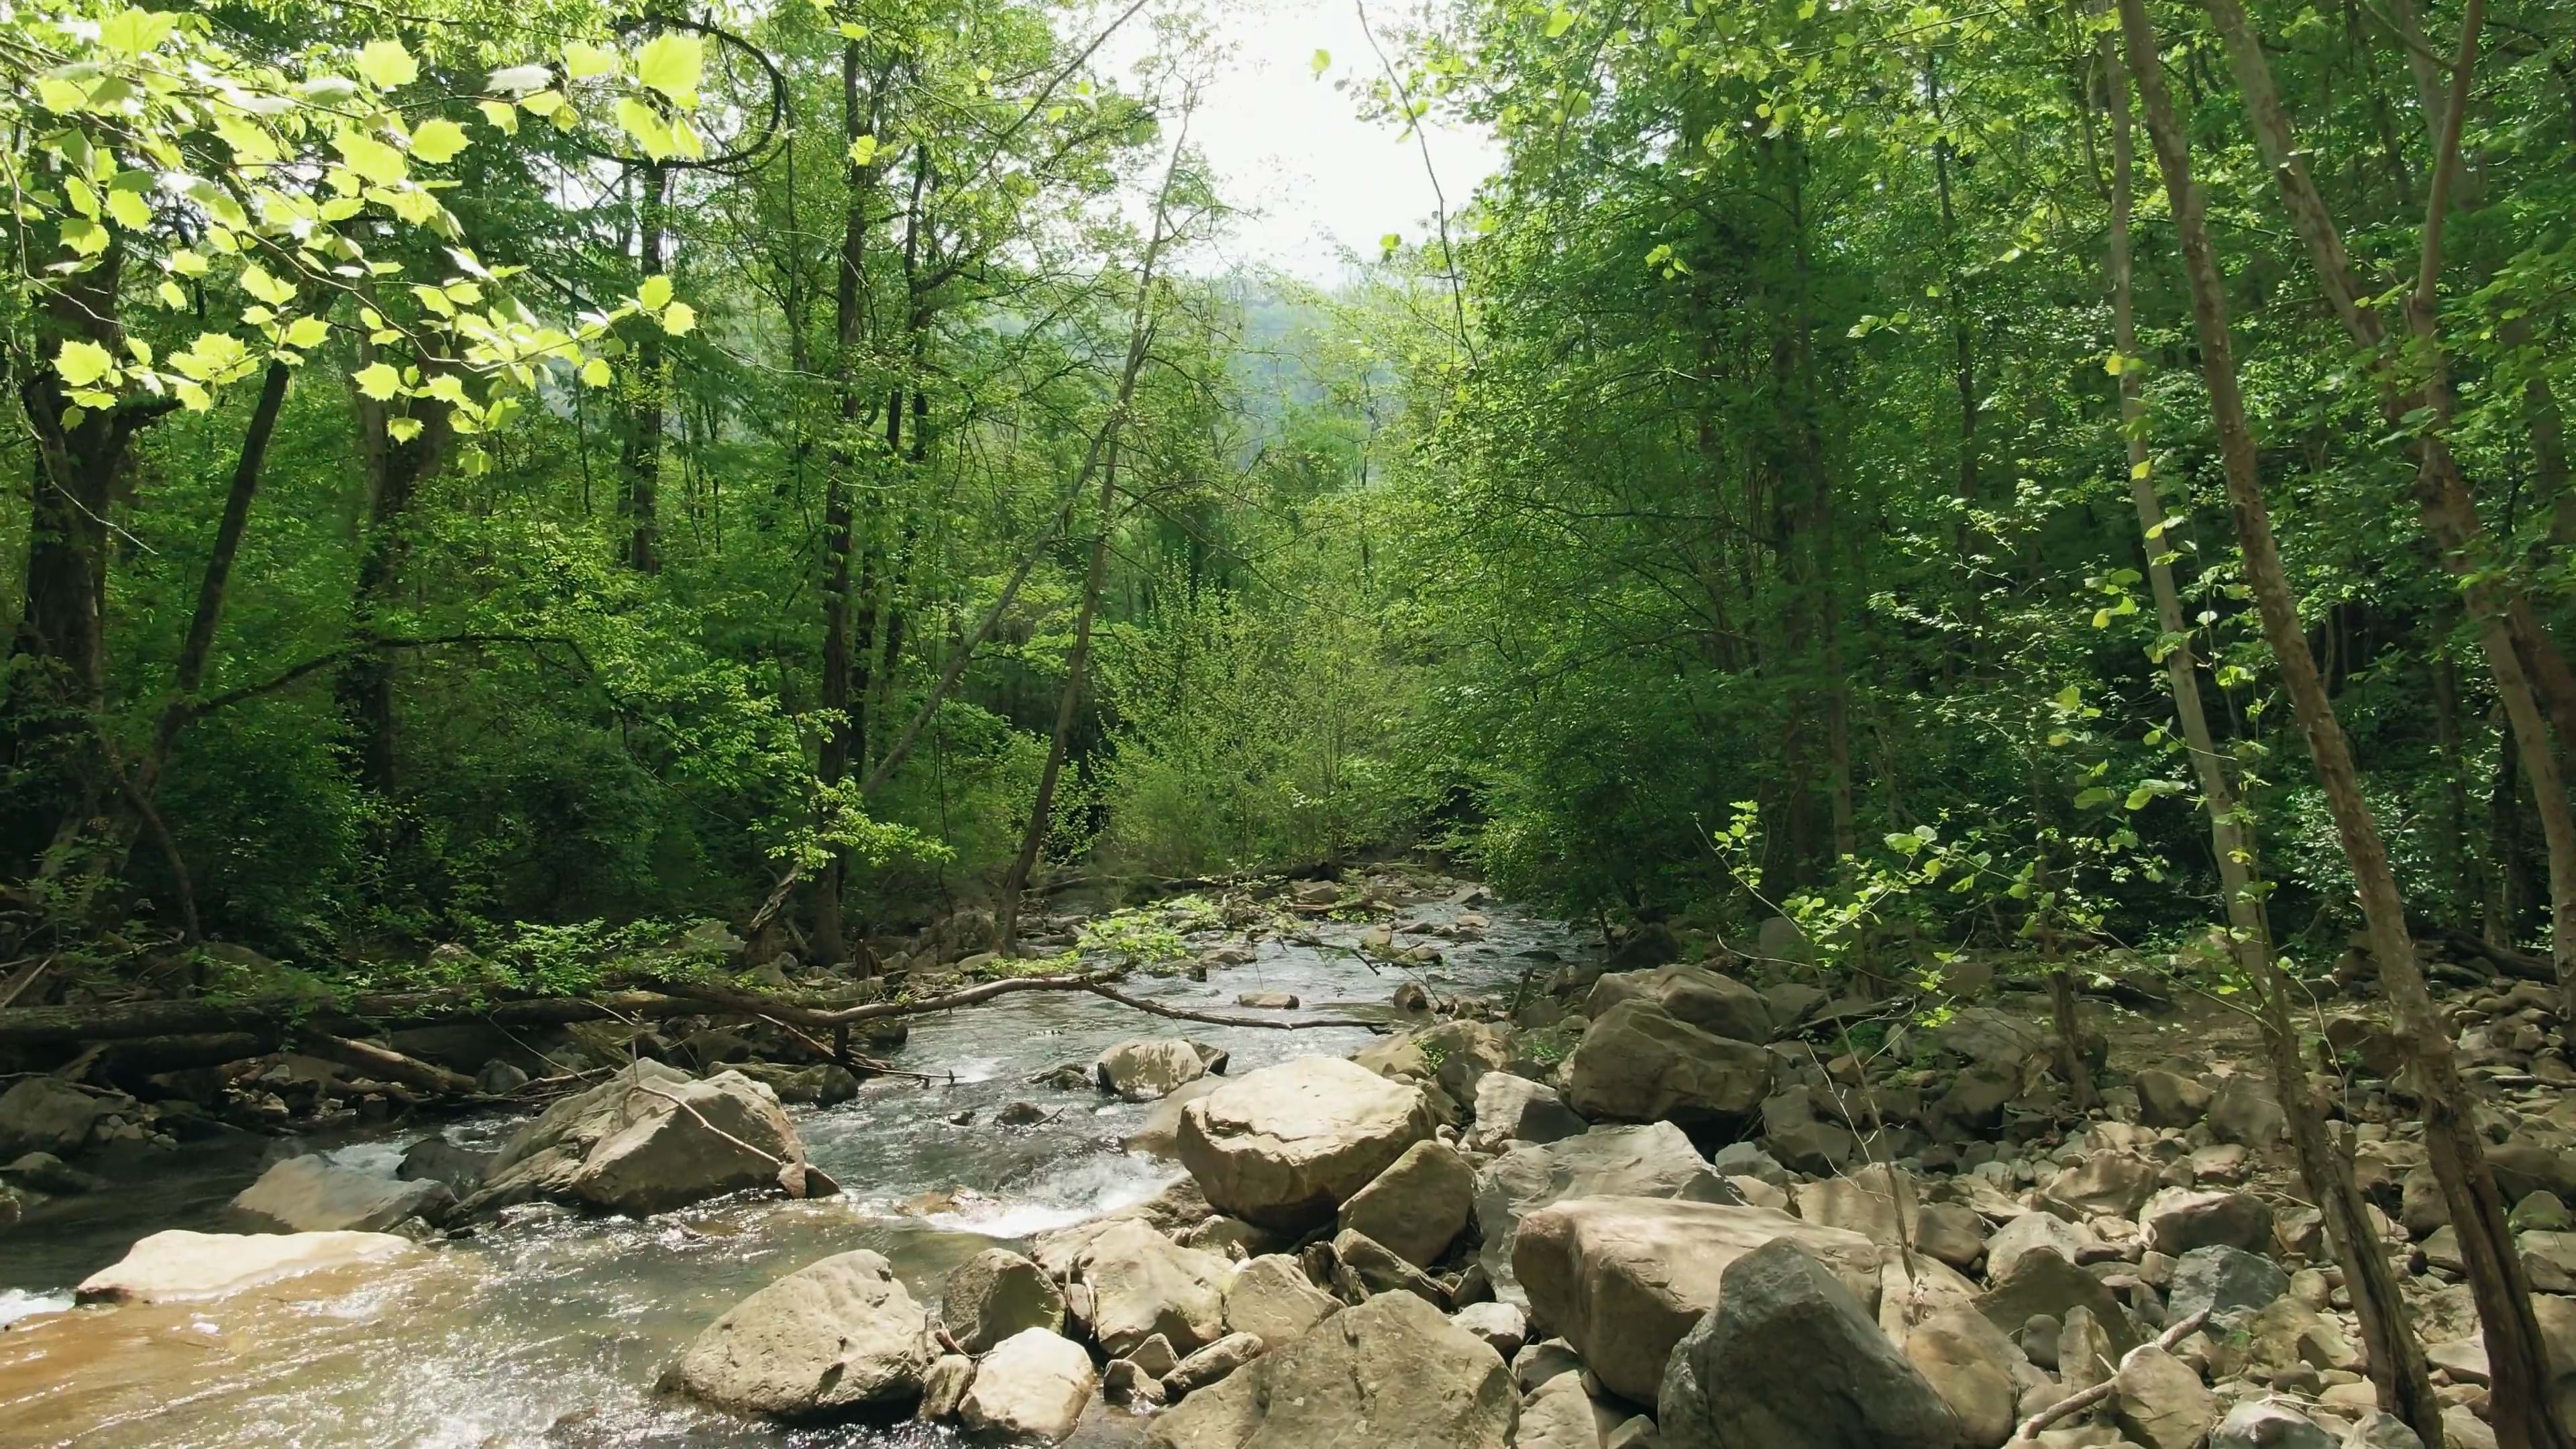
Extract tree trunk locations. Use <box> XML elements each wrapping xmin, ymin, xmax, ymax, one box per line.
<box><xmin>815</xmin><ymin>41</ymin><xmax>882</xmax><ymax>966</ymax></box>
<box><xmin>619</xmin><ymin>160</ymin><xmax>669</xmax><ymax>574</ymax></box>
<box><xmin>2114</xmin><ymin>3</ymin><xmax>2562</xmax><ymax>1442</ymax></box>
<box><xmin>337</xmin><ymin>318</ymin><xmax>451</xmax><ymax>797</ymax></box>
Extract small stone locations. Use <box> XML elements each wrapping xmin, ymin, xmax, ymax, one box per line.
<box><xmin>1163</xmin><ymin>1330</ymin><xmax>1265</xmax><ymax>1398</ymax></box>
<box><xmin>1452</xmin><ymin>1299</ymin><xmax>1527</xmax><ymax>1359</ymax></box>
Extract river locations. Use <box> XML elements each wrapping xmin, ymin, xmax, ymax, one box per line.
<box><xmin>0</xmin><ymin>885</ymin><xmax>1577</xmax><ymax>1447</ymax></box>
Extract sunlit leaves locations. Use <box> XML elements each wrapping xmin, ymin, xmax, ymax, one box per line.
<box><xmin>352</xmin><ymin>362</ymin><xmax>402</xmax><ymax>399</ymax></box>
<box><xmin>848</xmin><ymin>133</ymin><xmax>880</xmax><ymax>166</ymax></box>
<box><xmin>356</xmin><ymin>38</ymin><xmax>418</xmax><ymax>90</ymax></box>
<box><xmin>409</xmin><ymin>117</ymin><xmax>469</xmax><ymax>163</ymax></box>
<box><xmin>54</xmin><ymin>339</ymin><xmax>116</xmax><ymax>388</ymax></box>
<box><xmin>635</xmin><ymin>32</ymin><xmax>702</xmax><ymax>102</ymax></box>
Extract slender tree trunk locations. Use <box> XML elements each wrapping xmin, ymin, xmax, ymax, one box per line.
<box><xmin>2115</xmin><ymin>4</ymin><xmax>2564</xmax><ymax>1442</ymax></box>
<box><xmin>991</xmin><ymin>109</ymin><xmax>1193</xmax><ymax>950</ymax></box>
<box><xmin>620</xmin><ymin>160</ymin><xmax>669</xmax><ymax>574</ymax></box>
<box><xmin>816</xmin><ymin>43</ymin><xmax>881</xmax><ymax>966</ymax></box>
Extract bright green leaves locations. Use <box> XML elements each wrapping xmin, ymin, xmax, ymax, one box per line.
<box><xmin>54</xmin><ymin>339</ymin><xmax>117</xmax><ymax>388</ymax></box>
<box><xmin>99</xmin><ymin>7</ymin><xmax>180</xmax><ymax>55</ymax></box>
<box><xmin>659</xmin><ymin>302</ymin><xmax>697</xmax><ymax>336</ymax></box>
<box><xmin>333</xmin><ymin>125</ymin><xmax>409</xmax><ymax>186</ymax></box>
<box><xmin>1545</xmin><ymin>7</ymin><xmax>1577</xmax><ymax>38</ymax></box>
<box><xmin>357</xmin><ymin>38</ymin><xmax>419</xmax><ymax>90</ymax></box>
<box><xmin>564</xmin><ymin>40</ymin><xmax>619</xmax><ymax>80</ymax></box>
<box><xmin>352</xmin><ymin>362</ymin><xmax>403</xmax><ymax>400</ymax></box>
<box><xmin>1311</xmin><ymin>49</ymin><xmax>1332</xmax><ymax>78</ymax></box>
<box><xmin>282</xmin><ymin>316</ymin><xmax>332</xmax><ymax>350</ymax></box>
<box><xmin>638</xmin><ymin>275</ymin><xmax>675</xmax><ymax>312</ymax></box>
<box><xmin>848</xmin><ymin>134</ymin><xmax>881</xmax><ymax>167</ymax></box>
<box><xmin>635</xmin><ymin>32</ymin><xmax>703</xmax><ymax>103</ymax></box>
<box><xmin>580</xmin><ymin>356</ymin><xmax>614</xmax><ymax>387</ymax></box>
<box><xmin>409</xmin><ymin>117</ymin><xmax>469</xmax><ymax>164</ymax></box>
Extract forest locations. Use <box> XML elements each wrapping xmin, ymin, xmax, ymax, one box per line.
<box><xmin>9</xmin><ymin>0</ymin><xmax>2576</xmax><ymax>1440</ymax></box>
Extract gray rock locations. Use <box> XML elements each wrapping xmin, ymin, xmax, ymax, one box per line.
<box><xmin>1103</xmin><ymin>1356</ymin><xmax>1167</xmax><ymax>1407</ymax></box>
<box><xmin>1452</xmin><ymin>1299</ymin><xmax>1526</xmax><ymax>1359</ymax></box>
<box><xmin>1222</xmin><ymin>1253</ymin><xmax>1340</xmax><ymax>1348</ymax></box>
<box><xmin>1126</xmin><ymin>1076</ymin><xmax>1224</xmax><ymax>1159</ymax></box>
<box><xmin>2044</xmin><ymin>1152</ymin><xmax>2161</xmax><ymax>1219</ymax></box>
<box><xmin>1472</xmin><ymin>1122</ymin><xmax>1736</xmax><ymax>1304</ymax></box>
<box><xmin>1075</xmin><ymin>1217</ymin><xmax>1228</xmax><ymax>1358</ymax></box>
<box><xmin>918</xmin><ymin>1352</ymin><xmax>975</xmax><ymax>1420</ymax></box>
<box><xmin>475</xmin><ymin>1059</ymin><xmax>531</xmax><ymax>1095</ymax></box>
<box><xmin>2341</xmin><ymin>1410</ymin><xmax>2425</xmax><ymax>1449</ymax></box>
<box><xmin>396</xmin><ymin>1136</ymin><xmax>492</xmax><ymax>1195</ymax></box>
<box><xmin>1514</xmin><ymin>1195</ymin><xmax>1881</xmax><ymax>1405</ymax></box>
<box><xmin>1709</xmin><ymin>1140</ymin><xmax>1788</xmax><ymax>1186</ymax></box>
<box><xmin>2057</xmin><ymin>1305</ymin><xmax>2114</xmax><ymax>1397</ymax></box>
<box><xmin>1467</xmin><ymin>1073</ymin><xmax>1587</xmax><ymax>1154</ymax></box>
<box><xmin>3</xmin><ymin>1150</ymin><xmax>103</xmax><ymax>1194</ymax></box>
<box><xmin>231</xmin><ymin>1154</ymin><xmax>453</xmax><ymax>1233</ymax></box>
<box><xmin>957</xmin><ymin>1328</ymin><xmax>1095</xmax><ymax>1444</ymax></box>
<box><xmin>941</xmin><ymin>1247</ymin><xmax>1065</xmax><ymax>1354</ymax></box>
<box><xmin>661</xmin><ymin>1249</ymin><xmax>932</xmax><ymax>1417</ymax></box>
<box><xmin>2139</xmin><ymin>1187</ymin><xmax>2273</xmax><ymax>1258</ymax></box>
<box><xmin>1986</xmin><ymin>1212</ymin><xmax>2090</xmax><ymax>1281</ymax></box>
<box><xmin>2133</xmin><ymin>1069</ymin><xmax>2212</xmax><ymax>1130</ymax></box>
<box><xmin>1513</xmin><ymin>1337</ymin><xmax>1584</xmax><ymax>1393</ymax></box>
<box><xmin>1658</xmin><ymin>1238</ymin><xmax>1965</xmax><ymax>1449</ymax></box>
<box><xmin>2206</xmin><ymin>1081</ymin><xmax>2287</xmax><ymax>1152</ymax></box>
<box><xmin>1584</xmin><ymin>963</ymin><xmax>1774</xmax><ymax>1043</ymax></box>
<box><xmin>1330</xmin><ymin>1228</ymin><xmax>1448</xmax><ymax>1305</ymax></box>
<box><xmin>0</xmin><ymin>1077</ymin><xmax>108</xmax><ymax>1158</ymax></box>
<box><xmin>1975</xmin><ymin>1248</ymin><xmax>2138</xmax><ymax>1356</ymax></box>
<box><xmin>2210</xmin><ymin>1397</ymin><xmax>2333</xmax><ymax>1449</ymax></box>
<box><xmin>1901</xmin><ymin>1307</ymin><xmax>2021</xmax><ymax>1448</ymax></box>
<box><xmin>1564</xmin><ymin>1000</ymin><xmax>1773</xmax><ymax>1130</ymax></box>
<box><xmin>1340</xmin><ymin>1138</ymin><xmax>1475</xmax><ymax>1268</ymax></box>
<box><xmin>727</xmin><ymin>1060</ymin><xmax>859</xmax><ymax>1106</ymax></box>
<box><xmin>2166</xmin><ymin>1244</ymin><xmax>2288</xmax><ymax>1325</ymax></box>
<box><xmin>1140</xmin><ymin>1291</ymin><xmax>1514</xmax><ymax>1449</ymax></box>
<box><xmin>1917</xmin><ymin>1202</ymin><xmax>1990</xmax><ymax>1271</ymax></box>
<box><xmin>1097</xmin><ymin>1038</ymin><xmax>1214</xmax><ymax>1102</ymax></box>
<box><xmin>1164</xmin><ymin>1330</ymin><xmax>1265</xmax><ymax>1397</ymax></box>
<box><xmin>462</xmin><ymin>1060</ymin><xmax>813</xmax><ymax>1217</ymax></box>
<box><xmin>2113</xmin><ymin>1343</ymin><xmax>2216</xmax><ymax>1449</ymax></box>
<box><xmin>1178</xmin><ymin>1057</ymin><xmax>1438</xmax><ymax>1230</ymax></box>
<box><xmin>1515</xmin><ymin>1368</ymin><xmax>1625</xmax><ymax>1449</ymax></box>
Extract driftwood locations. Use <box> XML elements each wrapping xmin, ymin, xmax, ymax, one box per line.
<box><xmin>294</xmin><ymin>1028</ymin><xmax>480</xmax><ymax>1095</ymax></box>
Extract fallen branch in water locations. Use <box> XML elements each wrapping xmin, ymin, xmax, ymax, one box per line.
<box><xmin>295</xmin><ymin>1028</ymin><xmax>479</xmax><ymax>1096</ymax></box>
<box><xmin>1077</xmin><ymin>979</ymin><xmax>1387</xmax><ymax>1032</ymax></box>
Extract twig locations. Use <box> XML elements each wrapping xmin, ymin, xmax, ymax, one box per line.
<box><xmin>2008</xmin><ymin>1308</ymin><xmax>2212</xmax><ymax>1442</ymax></box>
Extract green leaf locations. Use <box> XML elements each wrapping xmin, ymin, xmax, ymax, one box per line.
<box><xmin>409</xmin><ymin>118</ymin><xmax>470</xmax><ymax>164</ymax></box>
<box><xmin>333</xmin><ymin>127</ymin><xmax>408</xmax><ymax>186</ymax></box>
<box><xmin>1546</xmin><ymin>7</ymin><xmax>1576</xmax><ymax>37</ymax></box>
<box><xmin>105</xmin><ymin>188</ymin><xmax>153</xmax><ymax>229</ymax></box>
<box><xmin>353</xmin><ymin>361</ymin><xmax>402</xmax><ymax>399</ymax></box>
<box><xmin>100</xmin><ymin>9</ymin><xmax>179</xmax><ymax>55</ymax></box>
<box><xmin>387</xmin><ymin>417</ymin><xmax>424</xmax><ymax>442</ymax></box>
<box><xmin>580</xmin><ymin>356</ymin><xmax>613</xmax><ymax>386</ymax></box>
<box><xmin>659</xmin><ymin>301</ymin><xmax>696</xmax><ymax>335</ymax></box>
<box><xmin>239</xmin><ymin>262</ymin><xmax>297</xmax><ymax>306</ymax></box>
<box><xmin>358</xmin><ymin>38</ymin><xmax>419</xmax><ymax>90</ymax></box>
<box><xmin>638</xmin><ymin>274</ymin><xmax>674</xmax><ymax>311</ymax></box>
<box><xmin>1311</xmin><ymin>49</ymin><xmax>1331</xmax><ymax>78</ymax></box>
<box><xmin>54</xmin><ymin>340</ymin><xmax>116</xmax><ymax>388</ymax></box>
<box><xmin>283</xmin><ymin>316</ymin><xmax>331</xmax><ymax>348</ymax></box>
<box><xmin>636</xmin><ymin>32</ymin><xmax>703</xmax><ymax>101</ymax></box>
<box><xmin>847</xmin><ymin>133</ymin><xmax>879</xmax><ymax>166</ymax></box>
<box><xmin>563</xmin><ymin>40</ymin><xmax>619</xmax><ymax>79</ymax></box>
<box><xmin>478</xmin><ymin>99</ymin><xmax>520</xmax><ymax>133</ymax></box>
<box><xmin>2053</xmin><ymin>684</ymin><xmax>2080</xmax><ymax>710</ymax></box>
<box><xmin>2074</xmin><ymin>786</ymin><xmax>2115</xmax><ymax>810</ymax></box>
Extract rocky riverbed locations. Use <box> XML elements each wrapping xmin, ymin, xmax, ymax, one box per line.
<box><xmin>4</xmin><ymin>875</ymin><xmax>2574</xmax><ymax>1449</ymax></box>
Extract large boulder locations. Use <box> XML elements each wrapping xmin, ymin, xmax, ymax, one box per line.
<box><xmin>2133</xmin><ymin>1069</ymin><xmax>2212</xmax><ymax>1129</ymax></box>
<box><xmin>1900</xmin><ymin>1307</ymin><xmax>2023</xmax><ymax>1449</ymax></box>
<box><xmin>1177</xmin><ymin>1057</ymin><xmax>1439</xmax><ymax>1230</ymax></box>
<box><xmin>1222</xmin><ymin>1253</ymin><xmax>1340</xmax><ymax>1348</ymax></box>
<box><xmin>2167</xmin><ymin>1244</ymin><xmax>2288</xmax><ymax>1326</ymax></box>
<box><xmin>1128</xmin><ymin>1077</ymin><xmax>1224</xmax><ymax>1159</ymax></box>
<box><xmin>1563</xmin><ymin>1000</ymin><xmax>1772</xmax><ymax>1128</ymax></box>
<box><xmin>1073</xmin><ymin>1218</ymin><xmax>1229</xmax><ymax>1358</ymax></box>
<box><xmin>1140</xmin><ymin>1289</ymin><xmax>1513</xmax><ymax>1449</ymax></box>
<box><xmin>2042</xmin><ymin>1152</ymin><xmax>2161</xmax><ymax>1219</ymax></box>
<box><xmin>957</xmin><ymin>1328</ymin><xmax>1096</xmax><ymax>1444</ymax></box>
<box><xmin>1584</xmin><ymin>963</ymin><xmax>1774</xmax><ymax>1044</ymax></box>
<box><xmin>1983</xmin><ymin>1212</ymin><xmax>2090</xmax><ymax>1282</ymax></box>
<box><xmin>398</xmin><ymin>1136</ymin><xmax>493</xmax><ymax>1195</ymax></box>
<box><xmin>941</xmin><ymin>1248</ymin><xmax>1065</xmax><ymax>1354</ymax></box>
<box><xmin>1472</xmin><ymin>1122</ymin><xmax>1736</xmax><ymax>1304</ymax></box>
<box><xmin>662</xmin><ymin>1249</ymin><xmax>932</xmax><ymax>1417</ymax></box>
<box><xmin>0</xmin><ymin>1077</ymin><xmax>110</xmax><ymax>1157</ymax></box>
<box><xmin>1792</xmin><ymin>1163</ymin><xmax>1920</xmax><ymax>1248</ymax></box>
<box><xmin>231</xmin><ymin>1154</ymin><xmax>452</xmax><ymax>1233</ymax></box>
<box><xmin>2114</xmin><ymin>1343</ymin><xmax>2218</xmax><ymax>1449</ymax></box>
<box><xmin>1466</xmin><ymin>1073</ymin><xmax>1587</xmax><ymax>1154</ymax></box>
<box><xmin>1340</xmin><ymin>1139</ymin><xmax>1474</xmax><ymax>1268</ymax></box>
<box><xmin>2140</xmin><ymin>1187</ymin><xmax>2273</xmax><ymax>1258</ymax></box>
<box><xmin>1513</xmin><ymin>1195</ymin><xmax>1881</xmax><ymax>1405</ymax></box>
<box><xmin>1974</xmin><ymin>1249</ymin><xmax>2137</xmax><ymax>1356</ymax></box>
<box><xmin>461</xmin><ymin>1060</ymin><xmax>813</xmax><ymax>1216</ymax></box>
<box><xmin>1658</xmin><ymin>1238</ymin><xmax>1966</xmax><ymax>1449</ymax></box>
<box><xmin>728</xmin><ymin>1060</ymin><xmax>861</xmax><ymax>1106</ymax></box>
<box><xmin>1097</xmin><ymin>1038</ymin><xmax>1214</xmax><ymax>1102</ymax></box>
<box><xmin>75</xmin><ymin>1228</ymin><xmax>415</xmax><ymax>1304</ymax></box>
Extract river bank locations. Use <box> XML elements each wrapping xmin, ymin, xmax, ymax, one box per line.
<box><xmin>0</xmin><ymin>867</ymin><xmax>1565</xmax><ymax>1446</ymax></box>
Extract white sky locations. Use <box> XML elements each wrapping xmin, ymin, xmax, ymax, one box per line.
<box><xmin>1103</xmin><ymin>0</ymin><xmax>1503</xmax><ymax>282</ymax></box>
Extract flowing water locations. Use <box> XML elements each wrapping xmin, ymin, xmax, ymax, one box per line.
<box><xmin>0</xmin><ymin>893</ymin><xmax>1578</xmax><ymax>1448</ymax></box>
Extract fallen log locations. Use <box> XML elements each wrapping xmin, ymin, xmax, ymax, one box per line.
<box><xmin>294</xmin><ymin>1029</ymin><xmax>480</xmax><ymax>1095</ymax></box>
<box><xmin>0</xmin><ymin>988</ymin><xmax>708</xmax><ymax>1048</ymax></box>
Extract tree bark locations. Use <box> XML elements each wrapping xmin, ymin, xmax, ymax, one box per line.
<box><xmin>2115</xmin><ymin>3</ymin><xmax>2558</xmax><ymax>1441</ymax></box>
<box><xmin>619</xmin><ymin>160</ymin><xmax>669</xmax><ymax>574</ymax></box>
